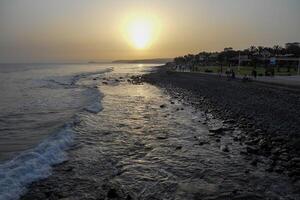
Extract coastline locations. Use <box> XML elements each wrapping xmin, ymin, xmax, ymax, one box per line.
<box><xmin>143</xmin><ymin>65</ymin><xmax>300</xmax><ymax>178</ymax></box>
<box><xmin>18</xmin><ymin>65</ymin><xmax>300</xmax><ymax>200</ymax></box>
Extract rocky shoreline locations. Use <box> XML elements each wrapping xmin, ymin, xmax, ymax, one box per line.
<box><xmin>142</xmin><ymin>66</ymin><xmax>300</xmax><ymax>182</ymax></box>
<box><xmin>19</xmin><ymin>68</ymin><xmax>300</xmax><ymax>200</ymax></box>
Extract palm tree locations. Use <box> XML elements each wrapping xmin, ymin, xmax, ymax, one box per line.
<box><xmin>273</xmin><ymin>45</ymin><xmax>282</xmax><ymax>56</ymax></box>
<box><xmin>249</xmin><ymin>46</ymin><xmax>257</xmax><ymax>54</ymax></box>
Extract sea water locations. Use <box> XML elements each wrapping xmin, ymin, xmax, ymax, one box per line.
<box><xmin>0</xmin><ymin>63</ymin><xmax>157</xmax><ymax>199</ymax></box>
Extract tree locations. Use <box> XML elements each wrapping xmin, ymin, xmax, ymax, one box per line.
<box><xmin>249</xmin><ymin>46</ymin><xmax>258</xmax><ymax>54</ymax></box>
<box><xmin>285</xmin><ymin>42</ymin><xmax>300</xmax><ymax>56</ymax></box>
<box><xmin>273</xmin><ymin>45</ymin><xmax>283</xmax><ymax>55</ymax></box>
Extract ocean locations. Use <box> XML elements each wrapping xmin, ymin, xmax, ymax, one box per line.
<box><xmin>0</xmin><ymin>63</ymin><xmax>158</xmax><ymax>199</ymax></box>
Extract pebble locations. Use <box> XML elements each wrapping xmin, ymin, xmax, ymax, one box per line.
<box><xmin>246</xmin><ymin>146</ymin><xmax>259</xmax><ymax>154</ymax></box>
<box><xmin>160</xmin><ymin>104</ymin><xmax>166</xmax><ymax>108</ymax></box>
<box><xmin>107</xmin><ymin>188</ymin><xmax>118</xmax><ymax>198</ymax></box>
<box><xmin>250</xmin><ymin>158</ymin><xmax>258</xmax><ymax>166</ymax></box>
<box><xmin>220</xmin><ymin>145</ymin><xmax>229</xmax><ymax>152</ymax></box>
<box><xmin>209</xmin><ymin>127</ymin><xmax>226</xmax><ymax>134</ymax></box>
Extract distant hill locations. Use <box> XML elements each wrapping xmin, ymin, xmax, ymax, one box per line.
<box><xmin>112</xmin><ymin>58</ymin><xmax>173</xmax><ymax>64</ymax></box>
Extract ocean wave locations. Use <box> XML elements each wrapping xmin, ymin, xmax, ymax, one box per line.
<box><xmin>0</xmin><ymin>124</ymin><xmax>74</xmax><ymax>200</ymax></box>
<box><xmin>41</xmin><ymin>67</ymin><xmax>113</xmax><ymax>89</ymax></box>
<box><xmin>71</xmin><ymin>67</ymin><xmax>113</xmax><ymax>85</ymax></box>
<box><xmin>84</xmin><ymin>101</ymin><xmax>103</xmax><ymax>114</ymax></box>
<box><xmin>83</xmin><ymin>89</ymin><xmax>104</xmax><ymax>114</ymax></box>
<box><xmin>0</xmin><ymin>67</ymin><xmax>110</xmax><ymax>200</ymax></box>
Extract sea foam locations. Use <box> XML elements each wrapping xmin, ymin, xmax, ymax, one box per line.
<box><xmin>0</xmin><ymin>125</ymin><xmax>74</xmax><ymax>200</ymax></box>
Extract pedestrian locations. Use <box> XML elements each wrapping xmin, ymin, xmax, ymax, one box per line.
<box><xmin>252</xmin><ymin>68</ymin><xmax>257</xmax><ymax>79</ymax></box>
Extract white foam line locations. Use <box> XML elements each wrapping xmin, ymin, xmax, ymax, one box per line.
<box><xmin>0</xmin><ymin>125</ymin><xmax>74</xmax><ymax>200</ymax></box>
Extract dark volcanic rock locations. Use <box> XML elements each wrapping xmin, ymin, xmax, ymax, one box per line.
<box><xmin>143</xmin><ymin>66</ymin><xmax>300</xmax><ymax>175</ymax></box>
<box><xmin>209</xmin><ymin>127</ymin><xmax>226</xmax><ymax>134</ymax></box>
<box><xmin>107</xmin><ymin>188</ymin><xmax>118</xmax><ymax>199</ymax></box>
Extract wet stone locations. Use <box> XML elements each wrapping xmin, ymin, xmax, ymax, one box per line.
<box><xmin>156</xmin><ymin>134</ymin><xmax>168</xmax><ymax>140</ymax></box>
<box><xmin>250</xmin><ymin>158</ymin><xmax>258</xmax><ymax>166</ymax></box>
<box><xmin>246</xmin><ymin>146</ymin><xmax>259</xmax><ymax>154</ymax></box>
<box><xmin>160</xmin><ymin>104</ymin><xmax>166</xmax><ymax>108</ymax></box>
<box><xmin>209</xmin><ymin>127</ymin><xmax>226</xmax><ymax>134</ymax></box>
<box><xmin>107</xmin><ymin>189</ymin><xmax>118</xmax><ymax>199</ymax></box>
<box><xmin>175</xmin><ymin>146</ymin><xmax>182</xmax><ymax>150</ymax></box>
<box><xmin>220</xmin><ymin>145</ymin><xmax>229</xmax><ymax>152</ymax></box>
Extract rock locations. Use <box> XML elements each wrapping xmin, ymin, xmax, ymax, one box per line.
<box><xmin>274</xmin><ymin>166</ymin><xmax>284</xmax><ymax>174</ymax></box>
<box><xmin>232</xmin><ymin>193</ymin><xmax>263</xmax><ymax>200</ymax></box>
<box><xmin>279</xmin><ymin>153</ymin><xmax>289</xmax><ymax>161</ymax></box>
<box><xmin>160</xmin><ymin>104</ymin><xmax>166</xmax><ymax>108</ymax></box>
<box><xmin>63</xmin><ymin>166</ymin><xmax>74</xmax><ymax>172</ymax></box>
<box><xmin>102</xmin><ymin>81</ymin><xmax>108</xmax><ymax>85</ymax></box>
<box><xmin>258</xmin><ymin>139</ymin><xmax>268</xmax><ymax>149</ymax></box>
<box><xmin>240</xmin><ymin>150</ymin><xmax>248</xmax><ymax>155</ymax></box>
<box><xmin>175</xmin><ymin>146</ymin><xmax>182</xmax><ymax>150</ymax></box>
<box><xmin>156</xmin><ymin>134</ymin><xmax>168</xmax><ymax>140</ymax></box>
<box><xmin>245</xmin><ymin>139</ymin><xmax>259</xmax><ymax>145</ymax></box>
<box><xmin>250</xmin><ymin>158</ymin><xmax>258</xmax><ymax>166</ymax></box>
<box><xmin>224</xmin><ymin>119</ymin><xmax>235</xmax><ymax>124</ymax></box>
<box><xmin>215</xmin><ymin>138</ymin><xmax>221</xmax><ymax>143</ymax></box>
<box><xmin>246</xmin><ymin>146</ymin><xmax>259</xmax><ymax>154</ymax></box>
<box><xmin>209</xmin><ymin>127</ymin><xmax>226</xmax><ymax>134</ymax></box>
<box><xmin>266</xmin><ymin>166</ymin><xmax>274</xmax><ymax>172</ymax></box>
<box><xmin>291</xmin><ymin>157</ymin><xmax>300</xmax><ymax>163</ymax></box>
<box><xmin>220</xmin><ymin>145</ymin><xmax>229</xmax><ymax>152</ymax></box>
<box><xmin>107</xmin><ymin>188</ymin><xmax>118</xmax><ymax>199</ymax></box>
<box><xmin>271</xmin><ymin>147</ymin><xmax>282</xmax><ymax>155</ymax></box>
<box><xmin>198</xmin><ymin>139</ymin><xmax>209</xmax><ymax>146</ymax></box>
<box><xmin>254</xmin><ymin>129</ymin><xmax>262</xmax><ymax>134</ymax></box>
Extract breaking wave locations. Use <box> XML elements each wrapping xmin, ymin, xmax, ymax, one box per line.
<box><xmin>0</xmin><ymin>124</ymin><xmax>74</xmax><ymax>200</ymax></box>
<box><xmin>0</xmin><ymin>68</ymin><xmax>110</xmax><ymax>200</ymax></box>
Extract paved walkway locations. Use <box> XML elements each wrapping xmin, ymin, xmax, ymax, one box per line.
<box><xmin>255</xmin><ymin>75</ymin><xmax>300</xmax><ymax>87</ymax></box>
<box><xmin>175</xmin><ymin>70</ymin><xmax>300</xmax><ymax>87</ymax></box>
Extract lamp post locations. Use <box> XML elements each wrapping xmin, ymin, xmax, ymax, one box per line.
<box><xmin>298</xmin><ymin>57</ymin><xmax>300</xmax><ymax>75</ymax></box>
<box><xmin>238</xmin><ymin>52</ymin><xmax>241</xmax><ymax>75</ymax></box>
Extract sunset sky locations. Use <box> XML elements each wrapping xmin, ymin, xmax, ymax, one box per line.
<box><xmin>0</xmin><ymin>0</ymin><xmax>300</xmax><ymax>63</ymax></box>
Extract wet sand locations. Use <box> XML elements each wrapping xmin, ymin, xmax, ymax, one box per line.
<box><xmin>21</xmin><ymin>68</ymin><xmax>300</xmax><ymax>200</ymax></box>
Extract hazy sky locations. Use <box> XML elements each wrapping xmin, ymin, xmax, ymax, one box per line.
<box><xmin>0</xmin><ymin>0</ymin><xmax>300</xmax><ymax>62</ymax></box>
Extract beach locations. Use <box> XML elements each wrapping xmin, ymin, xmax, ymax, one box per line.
<box><xmin>19</xmin><ymin>65</ymin><xmax>300</xmax><ymax>200</ymax></box>
<box><xmin>144</xmin><ymin>66</ymin><xmax>300</xmax><ymax>177</ymax></box>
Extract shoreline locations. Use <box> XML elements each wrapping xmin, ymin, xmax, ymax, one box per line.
<box><xmin>143</xmin><ymin>65</ymin><xmax>300</xmax><ymax>179</ymax></box>
<box><xmin>18</xmin><ymin>66</ymin><xmax>300</xmax><ymax>200</ymax></box>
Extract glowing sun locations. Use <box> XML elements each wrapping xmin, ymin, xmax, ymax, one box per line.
<box><xmin>123</xmin><ymin>15</ymin><xmax>160</xmax><ymax>50</ymax></box>
<box><xmin>128</xmin><ymin>19</ymin><xmax>152</xmax><ymax>49</ymax></box>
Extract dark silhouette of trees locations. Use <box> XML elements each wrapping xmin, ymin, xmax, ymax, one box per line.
<box><xmin>285</xmin><ymin>42</ymin><xmax>300</xmax><ymax>56</ymax></box>
<box><xmin>173</xmin><ymin>43</ymin><xmax>300</xmax><ymax>72</ymax></box>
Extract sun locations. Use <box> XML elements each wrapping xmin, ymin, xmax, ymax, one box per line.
<box><xmin>122</xmin><ymin>14</ymin><xmax>160</xmax><ymax>50</ymax></box>
<box><xmin>128</xmin><ymin>19</ymin><xmax>152</xmax><ymax>49</ymax></box>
